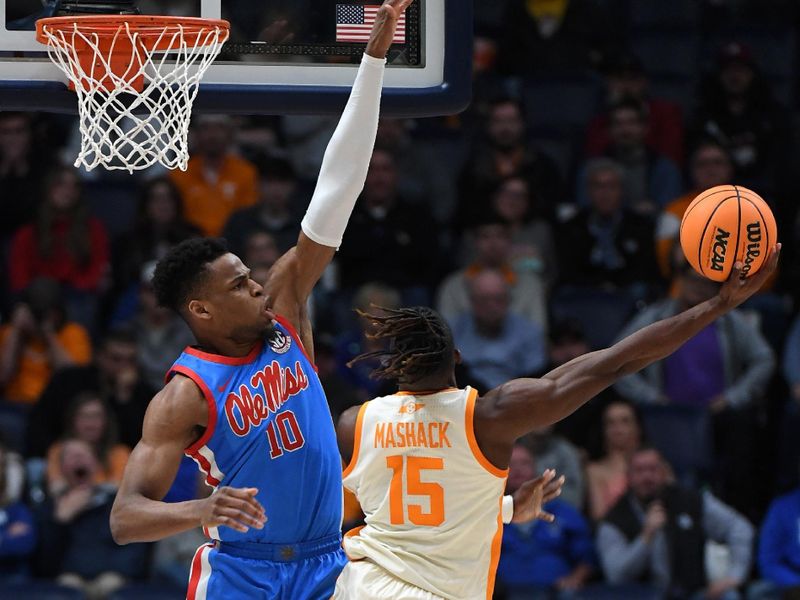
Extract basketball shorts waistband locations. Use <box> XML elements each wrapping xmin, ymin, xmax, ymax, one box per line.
<box><xmin>216</xmin><ymin>533</ymin><xmax>343</xmax><ymax>562</ymax></box>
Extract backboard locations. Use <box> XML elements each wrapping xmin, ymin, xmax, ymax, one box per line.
<box><xmin>0</xmin><ymin>0</ymin><xmax>471</xmax><ymax>116</ymax></box>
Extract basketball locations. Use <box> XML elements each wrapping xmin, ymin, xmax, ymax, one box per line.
<box><xmin>679</xmin><ymin>185</ymin><xmax>778</xmax><ymax>282</ymax></box>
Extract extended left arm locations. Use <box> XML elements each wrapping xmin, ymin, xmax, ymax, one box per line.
<box><xmin>286</xmin><ymin>0</ymin><xmax>413</xmax><ymax>301</ymax></box>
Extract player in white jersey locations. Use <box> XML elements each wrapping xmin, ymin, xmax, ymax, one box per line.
<box><xmin>333</xmin><ymin>247</ymin><xmax>780</xmax><ymax>600</ymax></box>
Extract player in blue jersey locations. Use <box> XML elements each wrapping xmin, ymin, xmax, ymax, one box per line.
<box><xmin>109</xmin><ymin>2</ymin><xmax>413</xmax><ymax>598</ymax></box>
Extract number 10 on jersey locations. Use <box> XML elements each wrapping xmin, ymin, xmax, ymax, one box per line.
<box><xmin>266</xmin><ymin>410</ymin><xmax>305</xmax><ymax>459</ymax></box>
<box><xmin>386</xmin><ymin>455</ymin><xmax>445</xmax><ymax>526</ymax></box>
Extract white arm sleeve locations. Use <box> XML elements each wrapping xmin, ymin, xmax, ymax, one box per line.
<box><xmin>502</xmin><ymin>495</ymin><xmax>514</xmax><ymax>524</ymax></box>
<box><xmin>300</xmin><ymin>53</ymin><xmax>386</xmax><ymax>249</ymax></box>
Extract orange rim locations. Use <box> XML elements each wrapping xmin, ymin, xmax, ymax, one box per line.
<box><xmin>36</xmin><ymin>15</ymin><xmax>230</xmax><ymax>49</ymax></box>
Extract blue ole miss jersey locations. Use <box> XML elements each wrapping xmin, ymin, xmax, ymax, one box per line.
<box><xmin>167</xmin><ymin>316</ymin><xmax>343</xmax><ymax>544</ymax></box>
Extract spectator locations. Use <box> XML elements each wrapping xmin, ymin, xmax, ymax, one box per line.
<box><xmin>614</xmin><ymin>258</ymin><xmax>774</xmax><ymax>510</ymax></box>
<box><xmin>37</xmin><ymin>438</ymin><xmax>147</xmax><ymax>599</ymax></box>
<box><xmin>655</xmin><ymin>141</ymin><xmax>735</xmax><ymax>278</ymax></box>
<box><xmin>374</xmin><ymin>119</ymin><xmax>456</xmax><ymax>222</ymax></box>
<box><xmin>597</xmin><ymin>447</ymin><xmax>754</xmax><ymax>599</ymax></box>
<box><xmin>778</xmin><ymin>315</ymin><xmax>800</xmax><ymax>490</ymax></box>
<box><xmin>0</xmin><ymin>278</ymin><xmax>91</xmax><ymax>406</ymax></box>
<box><xmin>449</xmin><ymin>269</ymin><xmax>546</xmax><ymax>389</ymax></box>
<box><xmin>490</xmin><ymin>176</ymin><xmax>558</xmax><ymax>286</ymax></box>
<box><xmin>614</xmin><ymin>258</ymin><xmax>774</xmax><ymax>411</ymax></box>
<box><xmin>8</xmin><ymin>166</ymin><xmax>110</xmax><ymax>328</ymax></box>
<box><xmin>586</xmin><ymin>50</ymin><xmax>684</xmax><ymax>164</ymax></box>
<box><xmin>577</xmin><ymin>98</ymin><xmax>683</xmax><ymax>213</ymax></box>
<box><xmin>314</xmin><ymin>333</ymin><xmax>360</xmax><ymax>424</ymax></box>
<box><xmin>496</xmin><ymin>444</ymin><xmax>594</xmax><ymax>600</ymax></box>
<box><xmin>586</xmin><ymin>400</ymin><xmax>643</xmax><ymax>521</ymax></box>
<box><xmin>437</xmin><ymin>215</ymin><xmax>548</xmax><ymax>333</ymax></box>
<box><xmin>241</xmin><ymin>231</ymin><xmax>281</xmax><ymax>273</ymax></box>
<box><xmin>520</xmin><ymin>426</ymin><xmax>585</xmax><ymax>510</ymax></box>
<box><xmin>46</xmin><ymin>392</ymin><xmax>130</xmax><ymax>495</ymax></box>
<box><xmin>115</xmin><ymin>262</ymin><xmax>194</xmax><ymax>391</ymax></box>
<box><xmin>222</xmin><ymin>156</ymin><xmax>303</xmax><ymax>257</ymax></box>
<box><xmin>27</xmin><ymin>327</ymin><xmax>154</xmax><ymax>456</ymax></box>
<box><xmin>497</xmin><ymin>0</ymin><xmax>624</xmax><ymax>75</ymax></box>
<box><xmin>111</xmin><ymin>176</ymin><xmax>200</xmax><ymax>299</ymax></box>
<box><xmin>335</xmin><ymin>283</ymin><xmax>402</xmax><ymax>402</ymax></box>
<box><xmin>557</xmin><ymin>158</ymin><xmax>659</xmax><ymax>294</ymax></box>
<box><xmin>336</xmin><ymin>149</ymin><xmax>439</xmax><ymax>301</ymax></box>
<box><xmin>692</xmin><ymin>41</ymin><xmax>791</xmax><ymax>193</ymax></box>
<box><xmin>536</xmin><ymin>319</ymin><xmax>610</xmax><ymax>452</ymax></box>
<box><xmin>783</xmin><ymin>315</ymin><xmax>800</xmax><ymax>411</ymax></box>
<box><xmin>457</xmin><ymin>97</ymin><xmax>564</xmax><ymax>230</ymax></box>
<box><xmin>0</xmin><ymin>436</ymin><xmax>36</xmax><ymax>583</ymax></box>
<box><xmin>170</xmin><ymin>114</ymin><xmax>258</xmax><ymax>236</ymax></box>
<box><xmin>0</xmin><ymin>112</ymin><xmax>47</xmax><ymax>242</ymax></box>
<box><xmin>757</xmin><ymin>471</ymin><xmax>800</xmax><ymax>594</ymax></box>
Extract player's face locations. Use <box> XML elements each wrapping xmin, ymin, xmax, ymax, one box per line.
<box><xmin>202</xmin><ymin>253</ymin><xmax>276</xmax><ymax>342</ymax></box>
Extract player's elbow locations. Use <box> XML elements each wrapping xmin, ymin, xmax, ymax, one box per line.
<box><xmin>109</xmin><ymin>500</ymin><xmax>133</xmax><ymax>545</ymax></box>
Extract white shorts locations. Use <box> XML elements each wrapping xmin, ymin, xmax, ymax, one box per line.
<box><xmin>332</xmin><ymin>560</ymin><xmax>446</xmax><ymax>600</ymax></box>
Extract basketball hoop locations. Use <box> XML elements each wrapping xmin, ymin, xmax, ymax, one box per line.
<box><xmin>36</xmin><ymin>15</ymin><xmax>230</xmax><ymax>173</ymax></box>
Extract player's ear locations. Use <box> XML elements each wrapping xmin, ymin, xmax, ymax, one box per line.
<box><xmin>187</xmin><ymin>299</ymin><xmax>212</xmax><ymax>320</ymax></box>
<box><xmin>454</xmin><ymin>348</ymin><xmax>462</xmax><ymax>365</ymax></box>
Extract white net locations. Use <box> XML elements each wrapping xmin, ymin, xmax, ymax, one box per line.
<box><xmin>38</xmin><ymin>19</ymin><xmax>228</xmax><ymax>173</ymax></box>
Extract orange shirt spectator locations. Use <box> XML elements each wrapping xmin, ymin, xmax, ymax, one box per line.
<box><xmin>0</xmin><ymin>322</ymin><xmax>91</xmax><ymax>404</ymax></box>
<box><xmin>0</xmin><ymin>279</ymin><xmax>92</xmax><ymax>404</ymax></box>
<box><xmin>171</xmin><ymin>116</ymin><xmax>258</xmax><ymax>236</ymax></box>
<box><xmin>46</xmin><ymin>441</ymin><xmax>129</xmax><ymax>492</ymax></box>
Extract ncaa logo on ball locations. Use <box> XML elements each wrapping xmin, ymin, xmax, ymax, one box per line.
<box><xmin>268</xmin><ymin>330</ymin><xmax>292</xmax><ymax>354</ymax></box>
<box><xmin>709</xmin><ymin>227</ymin><xmax>730</xmax><ymax>272</ymax></box>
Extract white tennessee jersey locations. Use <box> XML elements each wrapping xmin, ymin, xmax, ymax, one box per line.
<box><xmin>341</xmin><ymin>386</ymin><xmax>508</xmax><ymax>600</ymax></box>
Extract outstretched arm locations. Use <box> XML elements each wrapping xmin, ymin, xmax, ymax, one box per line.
<box><xmin>110</xmin><ymin>376</ymin><xmax>266</xmax><ymax>544</ymax></box>
<box><xmin>270</xmin><ymin>0</ymin><xmax>413</xmax><ymax>313</ymax></box>
<box><xmin>475</xmin><ymin>249</ymin><xmax>781</xmax><ymax>459</ymax></box>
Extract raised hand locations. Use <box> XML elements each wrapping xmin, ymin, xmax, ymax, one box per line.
<box><xmin>365</xmin><ymin>0</ymin><xmax>414</xmax><ymax>59</ymax></box>
<box><xmin>510</xmin><ymin>469</ymin><xmax>565</xmax><ymax>524</ymax></box>
<box><xmin>718</xmin><ymin>243</ymin><xmax>780</xmax><ymax>309</ymax></box>
<box><xmin>198</xmin><ymin>486</ymin><xmax>267</xmax><ymax>533</ymax></box>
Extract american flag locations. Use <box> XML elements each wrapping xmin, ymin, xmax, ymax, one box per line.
<box><xmin>336</xmin><ymin>4</ymin><xmax>406</xmax><ymax>44</ymax></box>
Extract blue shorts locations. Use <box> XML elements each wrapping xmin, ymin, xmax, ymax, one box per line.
<box><xmin>186</xmin><ymin>534</ymin><xmax>347</xmax><ymax>600</ymax></box>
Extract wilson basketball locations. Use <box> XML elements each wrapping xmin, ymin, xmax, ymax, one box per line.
<box><xmin>680</xmin><ymin>185</ymin><xmax>778</xmax><ymax>282</ymax></box>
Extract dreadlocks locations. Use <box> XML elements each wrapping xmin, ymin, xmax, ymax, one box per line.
<box><xmin>348</xmin><ymin>306</ymin><xmax>455</xmax><ymax>384</ymax></box>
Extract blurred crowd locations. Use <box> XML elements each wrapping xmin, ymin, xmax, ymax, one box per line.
<box><xmin>1</xmin><ymin>0</ymin><xmax>800</xmax><ymax>599</ymax></box>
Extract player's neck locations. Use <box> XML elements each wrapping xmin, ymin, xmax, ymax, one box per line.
<box><xmin>194</xmin><ymin>335</ymin><xmax>259</xmax><ymax>358</ymax></box>
<box><xmin>398</xmin><ymin>374</ymin><xmax>456</xmax><ymax>394</ymax></box>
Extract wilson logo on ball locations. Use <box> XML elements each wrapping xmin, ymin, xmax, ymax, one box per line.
<box><xmin>709</xmin><ymin>228</ymin><xmax>730</xmax><ymax>272</ymax></box>
<box><xmin>742</xmin><ymin>222</ymin><xmax>762</xmax><ymax>275</ymax></box>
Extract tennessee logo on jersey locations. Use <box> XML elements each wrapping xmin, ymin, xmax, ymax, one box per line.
<box><xmin>398</xmin><ymin>402</ymin><xmax>425</xmax><ymax>415</ymax></box>
<box><xmin>224</xmin><ymin>359</ymin><xmax>309</xmax><ymax>437</ymax></box>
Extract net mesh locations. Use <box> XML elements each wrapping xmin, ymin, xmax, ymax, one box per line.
<box><xmin>38</xmin><ymin>19</ymin><xmax>228</xmax><ymax>173</ymax></box>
